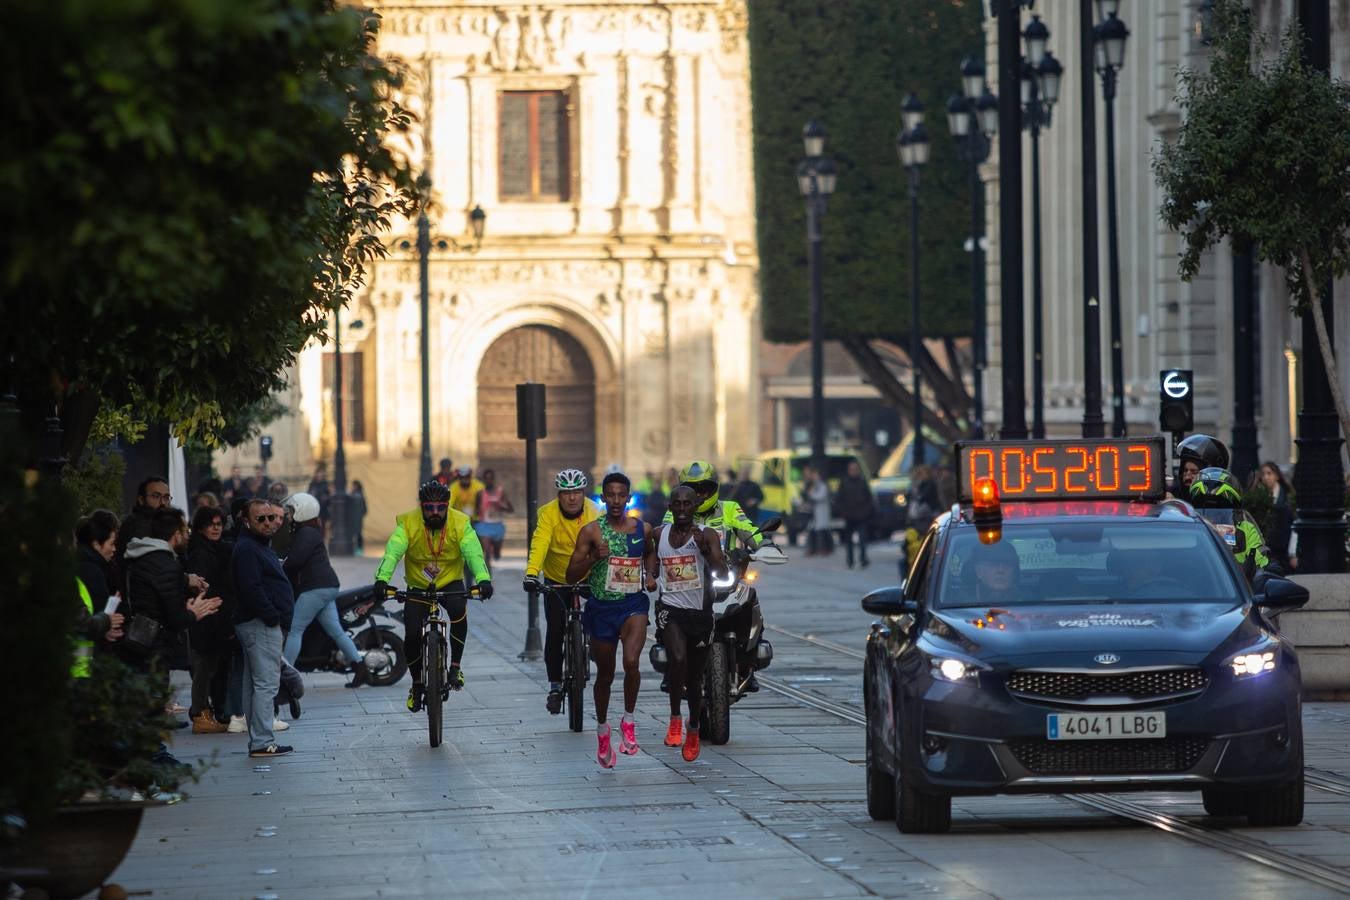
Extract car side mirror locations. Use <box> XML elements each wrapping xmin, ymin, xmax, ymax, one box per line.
<box><xmin>861</xmin><ymin>586</ymin><xmax>918</xmax><ymax>617</ymax></box>
<box><xmin>1254</xmin><ymin>576</ymin><xmax>1309</xmax><ymax>612</ymax></box>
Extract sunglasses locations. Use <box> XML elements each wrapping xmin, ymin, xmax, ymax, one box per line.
<box><xmin>421</xmin><ymin>503</ymin><xmax>449</xmax><ymax>513</ymax></box>
<box><xmin>254</xmin><ymin>514</ymin><xmax>279</xmax><ymax>523</ymax></box>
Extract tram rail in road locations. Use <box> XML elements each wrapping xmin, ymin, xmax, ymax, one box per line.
<box><xmin>761</xmin><ymin>619</ymin><xmax>1350</xmax><ymax>894</ymax></box>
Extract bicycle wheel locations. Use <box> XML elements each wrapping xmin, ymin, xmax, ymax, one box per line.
<box><xmin>425</xmin><ymin>630</ymin><xmax>444</xmax><ymax>748</ymax></box>
<box><xmin>567</xmin><ymin>618</ymin><xmax>586</xmax><ymax>733</ymax></box>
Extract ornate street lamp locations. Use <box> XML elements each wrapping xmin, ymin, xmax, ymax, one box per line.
<box><xmin>1023</xmin><ymin>43</ymin><xmax>1063</xmax><ymax>439</ymax></box>
<box><xmin>897</xmin><ymin>94</ymin><xmax>930</xmax><ymax>466</ymax></box>
<box><xmin>1095</xmin><ymin>10</ymin><xmax>1130</xmax><ymax>436</ymax></box>
<box><xmin>797</xmin><ymin>121</ymin><xmax>837</xmax><ymax>476</ymax></box>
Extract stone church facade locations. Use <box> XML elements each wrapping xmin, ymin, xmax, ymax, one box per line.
<box><xmin>252</xmin><ymin>0</ymin><xmax>760</xmax><ymax>528</ymax></box>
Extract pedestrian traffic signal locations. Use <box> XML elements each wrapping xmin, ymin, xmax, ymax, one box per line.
<box><xmin>1158</xmin><ymin>369</ymin><xmax>1194</xmax><ymax>434</ymax></box>
<box><xmin>259</xmin><ymin>434</ymin><xmax>274</xmax><ymax>461</ymax></box>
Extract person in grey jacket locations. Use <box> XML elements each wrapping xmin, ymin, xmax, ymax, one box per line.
<box><xmin>281</xmin><ymin>492</ymin><xmax>367</xmax><ymax>688</ymax></box>
<box><xmin>230</xmin><ymin>498</ymin><xmax>295</xmax><ymax>757</ymax></box>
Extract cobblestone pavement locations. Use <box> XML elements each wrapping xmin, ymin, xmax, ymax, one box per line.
<box><xmin>108</xmin><ymin>544</ymin><xmax>1350</xmax><ymax>899</ymax></box>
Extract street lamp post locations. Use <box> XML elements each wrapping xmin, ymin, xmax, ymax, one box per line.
<box><xmin>1095</xmin><ymin>8</ymin><xmax>1130</xmax><ymax>436</ymax></box>
<box><xmin>328</xmin><ymin>309</ymin><xmax>356</xmax><ymax>556</ymax></box>
<box><xmin>996</xmin><ymin>0</ymin><xmax>1028</xmax><ymax>439</ymax></box>
<box><xmin>1022</xmin><ymin>43</ymin><xmax>1063</xmax><ymax>440</ymax></box>
<box><xmin>898</xmin><ymin>95</ymin><xmax>931</xmax><ymax>466</ymax></box>
<box><xmin>797</xmin><ymin>122</ymin><xmax>838</xmax><ymax>478</ymax></box>
<box><xmin>409</xmin><ymin>202</ymin><xmax>486</xmax><ymax>487</ymax></box>
<box><xmin>949</xmin><ymin>59</ymin><xmax>999</xmax><ymax>440</ymax></box>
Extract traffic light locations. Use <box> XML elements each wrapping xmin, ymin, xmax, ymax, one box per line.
<box><xmin>1158</xmin><ymin>369</ymin><xmax>1193</xmax><ymax>434</ymax></box>
<box><xmin>259</xmin><ymin>434</ymin><xmax>274</xmax><ymax>461</ymax></box>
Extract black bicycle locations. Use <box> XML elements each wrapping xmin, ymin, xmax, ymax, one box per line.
<box><xmin>542</xmin><ymin>582</ymin><xmax>591</xmax><ymax>733</ymax></box>
<box><xmin>388</xmin><ymin>584</ymin><xmax>480</xmax><ymax>748</ymax></box>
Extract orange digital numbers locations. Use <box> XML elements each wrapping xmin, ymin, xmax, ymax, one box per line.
<box><xmin>1001</xmin><ymin>449</ymin><xmax>1027</xmax><ymax>494</ymax></box>
<box><xmin>1125</xmin><ymin>444</ymin><xmax>1153</xmax><ymax>492</ymax></box>
<box><xmin>968</xmin><ymin>448</ymin><xmax>996</xmax><ymax>487</ymax></box>
<box><xmin>1064</xmin><ymin>446</ymin><xmax>1090</xmax><ymax>493</ymax></box>
<box><xmin>1031</xmin><ymin>447</ymin><xmax>1056</xmax><ymax>493</ymax></box>
<box><xmin>1095</xmin><ymin>446</ymin><xmax>1120</xmax><ymax>491</ymax></box>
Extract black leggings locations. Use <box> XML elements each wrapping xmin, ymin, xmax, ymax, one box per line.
<box><xmin>404</xmin><ymin>600</ymin><xmax>468</xmax><ymax>683</ymax></box>
<box><xmin>664</xmin><ymin>620</ymin><xmax>710</xmax><ymax>726</ymax></box>
<box><xmin>544</xmin><ymin>587</ymin><xmax>567</xmax><ymax>683</ymax></box>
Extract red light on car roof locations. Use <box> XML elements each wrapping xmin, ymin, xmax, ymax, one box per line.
<box><xmin>973</xmin><ymin>477</ymin><xmax>999</xmax><ymax>514</ymax></box>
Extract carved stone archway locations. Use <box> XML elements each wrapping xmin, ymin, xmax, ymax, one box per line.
<box><xmin>476</xmin><ymin>325</ymin><xmax>597</xmax><ymax>505</ymax></box>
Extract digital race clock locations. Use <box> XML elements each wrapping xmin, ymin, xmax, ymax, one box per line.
<box><xmin>955</xmin><ymin>437</ymin><xmax>1167</xmax><ymax>502</ymax></box>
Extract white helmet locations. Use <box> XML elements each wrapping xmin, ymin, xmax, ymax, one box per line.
<box><xmin>284</xmin><ymin>492</ymin><xmax>321</xmax><ymax>524</ymax></box>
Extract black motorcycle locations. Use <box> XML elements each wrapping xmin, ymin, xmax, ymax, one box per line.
<box><xmin>289</xmin><ymin>583</ymin><xmax>407</xmax><ymax>687</ymax></box>
<box><xmin>649</xmin><ymin>518</ymin><xmax>788</xmax><ymax>745</ymax></box>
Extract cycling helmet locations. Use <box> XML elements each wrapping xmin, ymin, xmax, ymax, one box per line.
<box><xmin>1177</xmin><ymin>434</ymin><xmax>1230</xmax><ymax>472</ymax></box>
<box><xmin>679</xmin><ymin>460</ymin><xmax>719</xmax><ymax>514</ymax></box>
<box><xmin>419</xmin><ymin>480</ymin><xmax>450</xmax><ymax>503</ymax></box>
<box><xmin>555</xmin><ymin>468</ymin><xmax>589</xmax><ymax>491</ymax></box>
<box><xmin>1188</xmin><ymin>467</ymin><xmax>1244</xmax><ymax>510</ymax></box>
<box><xmin>283</xmin><ymin>492</ymin><xmax>321</xmax><ymax>524</ymax></box>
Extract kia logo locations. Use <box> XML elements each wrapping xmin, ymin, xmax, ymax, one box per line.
<box><xmin>1162</xmin><ymin>371</ymin><xmax>1190</xmax><ymax>399</ymax></box>
<box><xmin>1094</xmin><ymin>653</ymin><xmax>1121</xmax><ymax>665</ymax></box>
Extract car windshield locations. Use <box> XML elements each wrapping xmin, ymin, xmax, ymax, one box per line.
<box><xmin>789</xmin><ymin>455</ymin><xmax>855</xmax><ymax>481</ymax></box>
<box><xmin>934</xmin><ymin>521</ymin><xmax>1238</xmax><ymax>608</ymax></box>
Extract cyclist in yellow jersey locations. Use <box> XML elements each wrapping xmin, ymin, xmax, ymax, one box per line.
<box><xmin>374</xmin><ymin>480</ymin><xmax>493</xmax><ymax>712</ymax></box>
<box><xmin>449</xmin><ymin>465</ymin><xmax>484</xmax><ymax>520</ymax></box>
<box><xmin>524</xmin><ymin>467</ymin><xmax>599</xmax><ymax>713</ymax></box>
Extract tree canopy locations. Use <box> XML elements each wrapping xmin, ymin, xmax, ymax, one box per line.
<box><xmin>0</xmin><ymin>0</ymin><xmax>417</xmax><ymax>457</ymax></box>
<box><xmin>748</xmin><ymin>0</ymin><xmax>984</xmax><ymax>343</ymax></box>
<box><xmin>1153</xmin><ymin>0</ymin><xmax>1350</xmax><ymax>441</ymax></box>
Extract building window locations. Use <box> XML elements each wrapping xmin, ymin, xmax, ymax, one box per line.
<box><xmin>322</xmin><ymin>352</ymin><xmax>365</xmax><ymax>442</ymax></box>
<box><xmin>499</xmin><ymin>90</ymin><xmax>570</xmax><ymax>202</ymax></box>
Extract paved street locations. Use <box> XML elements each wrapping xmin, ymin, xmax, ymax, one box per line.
<box><xmin>109</xmin><ymin>545</ymin><xmax>1350</xmax><ymax>899</ymax></box>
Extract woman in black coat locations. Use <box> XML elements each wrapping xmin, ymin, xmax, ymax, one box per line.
<box><xmin>184</xmin><ymin>506</ymin><xmax>236</xmax><ymax>731</ymax></box>
<box><xmin>74</xmin><ymin>510</ymin><xmax>124</xmax><ymax>647</ymax></box>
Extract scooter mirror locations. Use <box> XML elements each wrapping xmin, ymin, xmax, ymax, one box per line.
<box><xmin>759</xmin><ymin>517</ymin><xmax>784</xmax><ymax>534</ymax></box>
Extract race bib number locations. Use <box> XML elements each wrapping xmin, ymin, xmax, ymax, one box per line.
<box><xmin>605</xmin><ymin>556</ymin><xmax>643</xmax><ymax>592</ymax></box>
<box><xmin>660</xmin><ymin>555</ymin><xmax>702</xmax><ymax>592</ymax></box>
<box><xmin>422</xmin><ymin>563</ymin><xmax>441</xmax><ymax>580</ymax></box>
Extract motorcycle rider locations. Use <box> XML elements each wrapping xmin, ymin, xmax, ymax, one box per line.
<box><xmin>663</xmin><ymin>460</ymin><xmax>766</xmax><ymax>691</ymax></box>
<box><xmin>373</xmin><ymin>480</ymin><xmax>493</xmax><ymax>712</ymax></box>
<box><xmin>647</xmin><ymin>485</ymin><xmax>727</xmax><ymax>761</ymax></box>
<box><xmin>524</xmin><ymin>468</ymin><xmax>599</xmax><ymax>713</ymax></box>
<box><xmin>1187</xmin><ymin>467</ymin><xmax>1271</xmax><ymax>584</ymax></box>
<box><xmin>565</xmin><ymin>471</ymin><xmax>656</xmax><ymax>767</ymax></box>
<box><xmin>1176</xmin><ymin>433</ymin><xmax>1230</xmax><ymax>490</ymax></box>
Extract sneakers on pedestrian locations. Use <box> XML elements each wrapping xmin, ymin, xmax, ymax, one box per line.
<box><xmin>227</xmin><ymin>715</ymin><xmax>246</xmax><ymax>734</ymax></box>
<box><xmin>546</xmin><ymin>686</ymin><xmax>563</xmax><ymax>715</ymax></box>
<box><xmin>407</xmin><ymin>683</ymin><xmax>424</xmax><ymax>712</ymax></box>
<box><xmin>682</xmin><ymin>724</ymin><xmax>701</xmax><ymax>762</ymax></box>
<box><xmin>448</xmin><ymin>665</ymin><xmax>465</xmax><ymax>691</ymax></box>
<box><xmin>664</xmin><ymin>716</ymin><xmax>683</xmax><ymax>747</ymax></box>
<box><xmin>192</xmin><ymin>711</ymin><xmax>228</xmax><ymax>734</ymax></box>
<box><xmin>596</xmin><ymin>724</ymin><xmax>617</xmax><ymax>769</ymax></box>
<box><xmin>272</xmin><ymin>718</ymin><xmax>290</xmax><ymax>732</ymax></box>
<box><xmin>619</xmin><ymin>717</ymin><xmax>639</xmax><ymax>755</ymax></box>
<box><xmin>249</xmin><ymin>744</ymin><xmax>293</xmax><ymax>758</ymax></box>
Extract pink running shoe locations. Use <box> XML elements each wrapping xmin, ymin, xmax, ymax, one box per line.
<box><xmin>597</xmin><ymin>724</ymin><xmax>617</xmax><ymax>769</ymax></box>
<box><xmin>619</xmin><ymin>718</ymin><xmax>639</xmax><ymax>755</ymax></box>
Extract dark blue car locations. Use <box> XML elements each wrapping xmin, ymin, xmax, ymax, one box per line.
<box><xmin>862</xmin><ymin>439</ymin><xmax>1310</xmax><ymax>834</ymax></box>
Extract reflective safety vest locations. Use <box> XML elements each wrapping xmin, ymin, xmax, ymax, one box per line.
<box><xmin>377</xmin><ymin>508</ymin><xmax>490</xmax><ymax>590</ymax></box>
<box><xmin>73</xmin><ymin>578</ymin><xmax>94</xmax><ymax>678</ymax></box>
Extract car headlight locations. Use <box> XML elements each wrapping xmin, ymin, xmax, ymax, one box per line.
<box><xmin>930</xmin><ymin>656</ymin><xmax>980</xmax><ymax>683</ymax></box>
<box><xmin>1229</xmin><ymin>647</ymin><xmax>1278</xmax><ymax>679</ymax></box>
<box><xmin>894</xmin><ymin>494</ymin><xmax>907</xmax><ymax>506</ymax></box>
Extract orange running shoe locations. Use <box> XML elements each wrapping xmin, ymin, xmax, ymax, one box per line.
<box><xmin>681</xmin><ymin>725</ymin><xmax>701</xmax><ymax>762</ymax></box>
<box><xmin>664</xmin><ymin>716</ymin><xmax>683</xmax><ymax>747</ymax></box>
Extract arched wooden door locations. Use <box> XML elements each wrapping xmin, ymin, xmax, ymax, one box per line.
<box><xmin>477</xmin><ymin>325</ymin><xmax>597</xmax><ymax>506</ymax></box>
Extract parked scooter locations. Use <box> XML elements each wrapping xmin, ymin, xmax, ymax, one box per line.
<box><xmin>289</xmin><ymin>583</ymin><xmax>408</xmax><ymax>687</ymax></box>
<box><xmin>649</xmin><ymin>518</ymin><xmax>788</xmax><ymax>745</ymax></box>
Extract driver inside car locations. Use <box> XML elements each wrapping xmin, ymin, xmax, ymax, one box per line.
<box><xmin>972</xmin><ymin>540</ymin><xmax>1020</xmax><ymax>605</ymax></box>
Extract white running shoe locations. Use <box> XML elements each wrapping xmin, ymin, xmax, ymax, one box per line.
<box><xmin>227</xmin><ymin>715</ymin><xmax>246</xmax><ymax>734</ymax></box>
<box><xmin>272</xmin><ymin>718</ymin><xmax>290</xmax><ymax>732</ymax></box>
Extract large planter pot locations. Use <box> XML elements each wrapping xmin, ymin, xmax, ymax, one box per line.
<box><xmin>0</xmin><ymin>801</ymin><xmax>147</xmax><ymax>898</ymax></box>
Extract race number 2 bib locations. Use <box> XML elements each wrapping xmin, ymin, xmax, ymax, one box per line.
<box><xmin>605</xmin><ymin>556</ymin><xmax>643</xmax><ymax>593</ymax></box>
<box><xmin>660</xmin><ymin>555</ymin><xmax>703</xmax><ymax>592</ymax></box>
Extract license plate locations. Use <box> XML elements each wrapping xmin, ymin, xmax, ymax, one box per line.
<box><xmin>1046</xmin><ymin>711</ymin><xmax>1166</xmax><ymax>740</ymax></box>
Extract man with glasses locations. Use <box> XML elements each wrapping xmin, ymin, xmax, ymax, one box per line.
<box><xmin>230</xmin><ymin>498</ymin><xmax>296</xmax><ymax>757</ymax></box>
<box><xmin>373</xmin><ymin>480</ymin><xmax>494</xmax><ymax>712</ymax></box>
<box><xmin>115</xmin><ymin>476</ymin><xmax>173</xmax><ymax>565</ymax></box>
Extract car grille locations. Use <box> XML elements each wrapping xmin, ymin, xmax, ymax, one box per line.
<box><xmin>1009</xmin><ymin>737</ymin><xmax>1210</xmax><ymax>775</ymax></box>
<box><xmin>1007</xmin><ymin>668</ymin><xmax>1208</xmax><ymax>702</ymax></box>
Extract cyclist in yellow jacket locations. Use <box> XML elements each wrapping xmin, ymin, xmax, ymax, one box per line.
<box><xmin>524</xmin><ymin>467</ymin><xmax>599</xmax><ymax>713</ymax></box>
<box><xmin>374</xmin><ymin>480</ymin><xmax>493</xmax><ymax>712</ymax></box>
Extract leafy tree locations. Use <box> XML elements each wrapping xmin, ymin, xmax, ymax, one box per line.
<box><xmin>0</xmin><ymin>0</ymin><xmax>417</xmax><ymax>460</ymax></box>
<box><xmin>1154</xmin><ymin>0</ymin><xmax>1350</xmax><ymax>442</ymax></box>
<box><xmin>748</xmin><ymin>0</ymin><xmax>983</xmax><ymax>343</ymax></box>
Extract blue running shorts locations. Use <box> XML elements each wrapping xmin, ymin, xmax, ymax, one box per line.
<box><xmin>582</xmin><ymin>594</ymin><xmax>651</xmax><ymax>645</ymax></box>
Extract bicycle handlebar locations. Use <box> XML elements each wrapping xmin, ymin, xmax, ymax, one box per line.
<box><xmin>385</xmin><ymin>584</ymin><xmax>483</xmax><ymax>604</ymax></box>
